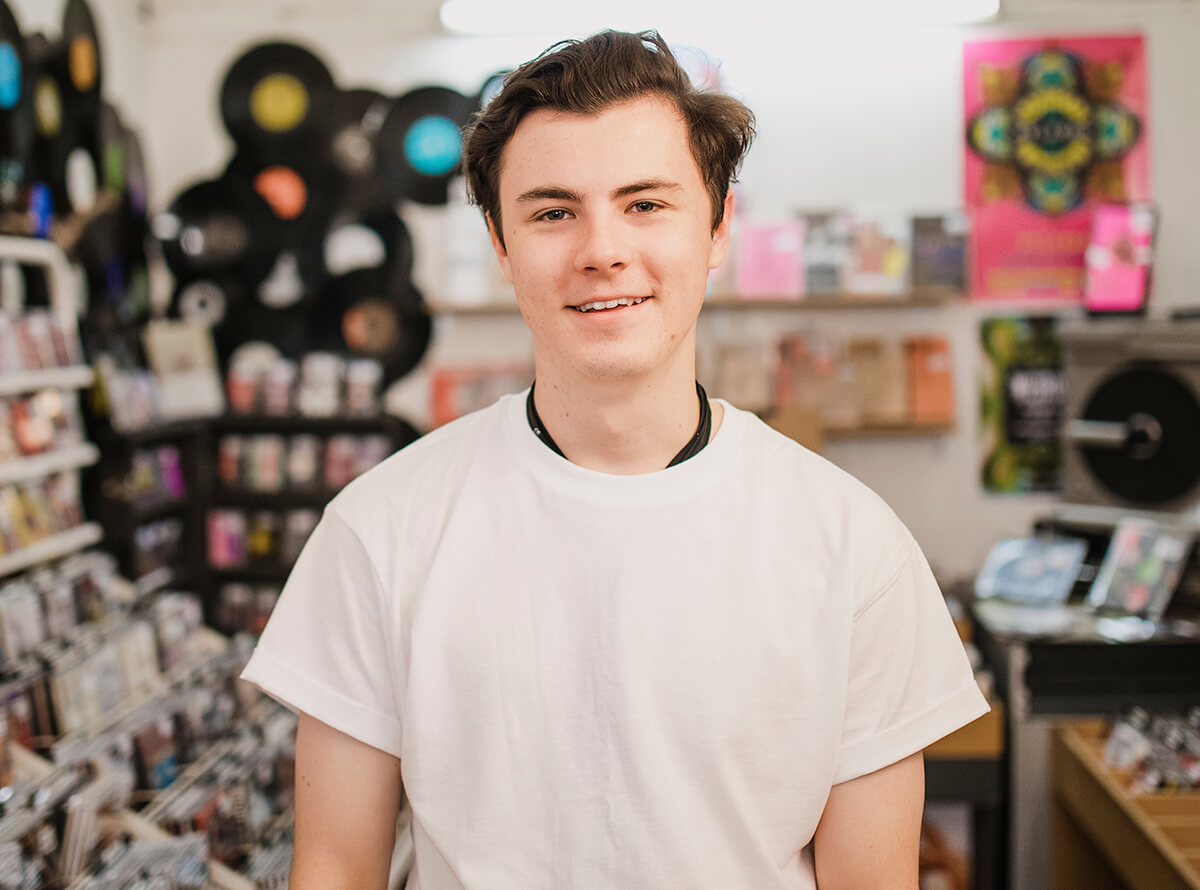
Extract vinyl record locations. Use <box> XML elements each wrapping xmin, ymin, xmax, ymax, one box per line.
<box><xmin>97</xmin><ymin>100</ymin><xmax>124</xmax><ymax>193</ymax></box>
<box><xmin>57</xmin><ymin>113</ymin><xmax>102</xmax><ymax>214</ymax></box>
<box><xmin>121</xmin><ymin>120</ymin><xmax>148</xmax><ymax>216</ymax></box>
<box><xmin>154</xmin><ymin>175</ymin><xmax>281</xmax><ymax>291</ymax></box>
<box><xmin>61</xmin><ymin>0</ymin><xmax>101</xmax><ymax>115</ymax></box>
<box><xmin>224</xmin><ymin>151</ymin><xmax>337</xmax><ymax>249</ymax></box>
<box><xmin>24</xmin><ymin>34</ymin><xmax>68</xmax><ymax>193</ymax></box>
<box><xmin>310</xmin><ymin>267</ymin><xmax>431</xmax><ymax>382</ymax></box>
<box><xmin>322</xmin><ymin>87</ymin><xmax>395</xmax><ymax>210</ymax></box>
<box><xmin>219</xmin><ymin>41</ymin><xmax>335</xmax><ymax>154</ymax></box>
<box><xmin>169</xmin><ymin>278</ymin><xmax>239</xmax><ymax>328</ymax></box>
<box><xmin>298</xmin><ymin>207</ymin><xmax>414</xmax><ymax>294</ymax></box>
<box><xmin>0</xmin><ymin>0</ymin><xmax>32</xmax><ymax>207</ymax></box>
<box><xmin>377</xmin><ymin>86</ymin><xmax>474</xmax><ymax>206</ymax></box>
<box><xmin>1080</xmin><ymin>365</ymin><xmax>1200</xmax><ymax>506</ymax></box>
<box><xmin>476</xmin><ymin>70</ymin><xmax>508</xmax><ymax>111</ymax></box>
<box><xmin>214</xmin><ymin>294</ymin><xmax>311</xmax><ymax>363</ymax></box>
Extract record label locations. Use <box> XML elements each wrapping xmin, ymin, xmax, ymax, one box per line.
<box><xmin>68</xmin><ymin>35</ymin><xmax>96</xmax><ymax>93</ymax></box>
<box><xmin>404</xmin><ymin>115</ymin><xmax>461</xmax><ymax>177</ymax></box>
<box><xmin>64</xmin><ymin>145</ymin><xmax>96</xmax><ymax>211</ymax></box>
<box><xmin>0</xmin><ymin>43</ymin><xmax>18</xmax><ymax>109</ymax></box>
<box><xmin>250</xmin><ymin>73</ymin><xmax>308</xmax><ymax>133</ymax></box>
<box><xmin>34</xmin><ymin>76</ymin><xmax>61</xmax><ymax>138</ymax></box>
<box><xmin>343</xmin><ymin>297</ymin><xmax>400</xmax><ymax>354</ymax></box>
<box><xmin>176</xmin><ymin>280</ymin><xmax>228</xmax><ymax>325</ymax></box>
<box><xmin>253</xmin><ymin>165</ymin><xmax>307</xmax><ymax>220</ymax></box>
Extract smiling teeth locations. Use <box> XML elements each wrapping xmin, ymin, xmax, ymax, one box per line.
<box><xmin>575</xmin><ymin>297</ymin><xmax>647</xmax><ymax>312</ymax></box>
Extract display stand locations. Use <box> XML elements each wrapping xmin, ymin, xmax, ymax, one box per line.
<box><xmin>0</xmin><ymin>238</ymin><xmax>105</xmax><ymax>583</ymax></box>
<box><xmin>973</xmin><ymin>605</ymin><xmax>1200</xmax><ymax>890</ymax></box>
<box><xmin>86</xmin><ymin>418</ymin><xmax>211</xmax><ymax>596</ymax></box>
<box><xmin>1052</xmin><ymin>721</ymin><xmax>1200</xmax><ymax>890</ymax></box>
<box><xmin>926</xmin><ymin>701</ymin><xmax>1007</xmax><ymax>890</ymax></box>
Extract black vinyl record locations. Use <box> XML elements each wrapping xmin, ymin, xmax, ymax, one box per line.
<box><xmin>476</xmin><ymin>70</ymin><xmax>508</xmax><ymax>111</ymax></box>
<box><xmin>219</xmin><ymin>41</ymin><xmax>335</xmax><ymax>155</ymax></box>
<box><xmin>169</xmin><ymin>278</ymin><xmax>239</xmax><ymax>329</ymax></box>
<box><xmin>0</xmin><ymin>0</ymin><xmax>32</xmax><ymax>207</ymax></box>
<box><xmin>24</xmin><ymin>34</ymin><xmax>68</xmax><ymax>195</ymax></box>
<box><xmin>97</xmin><ymin>100</ymin><xmax>124</xmax><ymax>193</ymax></box>
<box><xmin>155</xmin><ymin>174</ymin><xmax>281</xmax><ymax>291</ymax></box>
<box><xmin>214</xmin><ymin>294</ymin><xmax>311</xmax><ymax>363</ymax></box>
<box><xmin>224</xmin><ymin>150</ymin><xmax>337</xmax><ymax>249</ymax></box>
<box><xmin>56</xmin><ymin>111</ymin><xmax>102</xmax><ymax>214</ymax></box>
<box><xmin>121</xmin><ymin>119</ymin><xmax>148</xmax><ymax>216</ymax></box>
<box><xmin>377</xmin><ymin>85</ymin><xmax>474</xmax><ymax>206</ymax></box>
<box><xmin>322</xmin><ymin>87</ymin><xmax>395</xmax><ymax>210</ymax></box>
<box><xmin>310</xmin><ymin>267</ymin><xmax>431</xmax><ymax>383</ymax></box>
<box><xmin>1080</xmin><ymin>364</ymin><xmax>1200</xmax><ymax>506</ymax></box>
<box><xmin>298</xmin><ymin>207</ymin><xmax>414</xmax><ymax>295</ymax></box>
<box><xmin>61</xmin><ymin>0</ymin><xmax>102</xmax><ymax>117</ymax></box>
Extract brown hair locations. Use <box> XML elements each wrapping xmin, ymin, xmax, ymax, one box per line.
<box><xmin>462</xmin><ymin>30</ymin><xmax>755</xmax><ymax>247</ymax></box>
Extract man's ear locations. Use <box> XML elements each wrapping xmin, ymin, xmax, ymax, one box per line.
<box><xmin>708</xmin><ymin>190</ymin><xmax>736</xmax><ymax>271</ymax></box>
<box><xmin>487</xmin><ymin>214</ymin><xmax>514</xmax><ymax>284</ymax></box>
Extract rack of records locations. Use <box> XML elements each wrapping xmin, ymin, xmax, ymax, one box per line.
<box><xmin>0</xmin><ymin>241</ymin><xmax>104</xmax><ymax>582</ymax></box>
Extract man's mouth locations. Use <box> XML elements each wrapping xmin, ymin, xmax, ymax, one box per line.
<box><xmin>571</xmin><ymin>297</ymin><xmax>649</xmax><ymax>313</ymax></box>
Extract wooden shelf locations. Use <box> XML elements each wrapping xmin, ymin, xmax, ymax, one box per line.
<box><xmin>0</xmin><ymin>365</ymin><xmax>94</xmax><ymax>397</ymax></box>
<box><xmin>428</xmin><ymin>293</ymin><xmax>958</xmax><ymax>315</ymax></box>
<box><xmin>704</xmin><ymin>292</ymin><xmax>957</xmax><ymax>310</ymax></box>
<box><xmin>212</xmin><ymin>488</ymin><xmax>339</xmax><ymax>509</ymax></box>
<box><xmin>0</xmin><ymin>443</ymin><xmax>100</xmax><ymax>485</ymax></box>
<box><xmin>1052</xmin><ymin>721</ymin><xmax>1200</xmax><ymax>890</ymax></box>
<box><xmin>824</xmin><ymin>421</ymin><xmax>956</xmax><ymax>440</ymax></box>
<box><xmin>0</xmin><ymin>523</ymin><xmax>103</xmax><ymax>579</ymax></box>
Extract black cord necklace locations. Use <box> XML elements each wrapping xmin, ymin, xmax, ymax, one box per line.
<box><xmin>526</xmin><ymin>381</ymin><xmax>712</xmax><ymax>468</ymax></box>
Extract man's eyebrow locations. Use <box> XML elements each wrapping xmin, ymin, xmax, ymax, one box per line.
<box><xmin>513</xmin><ymin>180</ymin><xmax>685</xmax><ymax>205</ymax></box>
<box><xmin>611</xmin><ymin>179</ymin><xmax>684</xmax><ymax>200</ymax></box>
<box><xmin>515</xmin><ymin>186</ymin><xmax>583</xmax><ymax>204</ymax></box>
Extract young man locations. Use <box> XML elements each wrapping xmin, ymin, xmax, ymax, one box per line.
<box><xmin>241</xmin><ymin>30</ymin><xmax>987</xmax><ymax>890</ymax></box>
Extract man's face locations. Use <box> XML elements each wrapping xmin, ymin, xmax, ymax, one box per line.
<box><xmin>490</xmin><ymin>95</ymin><xmax>733</xmax><ymax>386</ymax></box>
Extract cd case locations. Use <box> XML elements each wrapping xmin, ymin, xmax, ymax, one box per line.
<box><xmin>974</xmin><ymin>536</ymin><xmax>1088</xmax><ymax>606</ymax></box>
<box><xmin>1086</xmin><ymin>520</ymin><xmax>1193</xmax><ymax>622</ymax></box>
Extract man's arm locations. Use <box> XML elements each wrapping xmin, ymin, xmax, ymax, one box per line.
<box><xmin>290</xmin><ymin>712</ymin><xmax>403</xmax><ymax>890</ymax></box>
<box><xmin>812</xmin><ymin>751</ymin><xmax>925</xmax><ymax>890</ymax></box>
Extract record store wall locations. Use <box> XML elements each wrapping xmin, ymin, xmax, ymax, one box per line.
<box><xmin>22</xmin><ymin>0</ymin><xmax>1200</xmax><ymax>579</ymax></box>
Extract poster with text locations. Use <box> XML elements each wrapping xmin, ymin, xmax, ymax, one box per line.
<box><xmin>979</xmin><ymin>316</ymin><xmax>1063</xmax><ymax>494</ymax></box>
<box><xmin>964</xmin><ymin>35</ymin><xmax>1149</xmax><ymax>300</ymax></box>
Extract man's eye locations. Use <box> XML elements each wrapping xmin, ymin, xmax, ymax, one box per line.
<box><xmin>539</xmin><ymin>209</ymin><xmax>569</xmax><ymax>221</ymax></box>
<box><xmin>631</xmin><ymin>201</ymin><xmax>659</xmax><ymax>214</ymax></box>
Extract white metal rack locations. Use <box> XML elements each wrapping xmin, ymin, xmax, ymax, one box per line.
<box><xmin>0</xmin><ymin>238</ymin><xmax>103</xmax><ymax>580</ymax></box>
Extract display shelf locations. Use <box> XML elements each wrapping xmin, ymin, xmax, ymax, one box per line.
<box><xmin>703</xmin><ymin>293</ymin><xmax>957</xmax><ymax>310</ymax></box>
<box><xmin>0</xmin><ymin>443</ymin><xmax>100</xmax><ymax>485</ymax></box>
<box><xmin>0</xmin><ymin>365</ymin><xmax>94</xmax><ymax>397</ymax></box>
<box><xmin>427</xmin><ymin>293</ymin><xmax>958</xmax><ymax>315</ymax></box>
<box><xmin>824</xmin><ymin>420</ymin><xmax>956</xmax><ymax>440</ymax></box>
<box><xmin>0</xmin><ymin>522</ymin><xmax>104</xmax><ymax>579</ymax></box>
<box><xmin>129</xmin><ymin>495</ymin><xmax>190</xmax><ymax>523</ymax></box>
<box><xmin>133</xmin><ymin>565</ymin><xmax>178</xmax><ymax>598</ymax></box>
<box><xmin>211</xmin><ymin>563</ymin><xmax>293</xmax><ymax>582</ymax></box>
<box><xmin>1052</xmin><ymin>720</ymin><xmax>1200</xmax><ymax>890</ymax></box>
<box><xmin>211</xmin><ymin>487</ymin><xmax>340</xmax><ymax>509</ymax></box>
<box><xmin>96</xmin><ymin>417</ymin><xmax>210</xmax><ymax>445</ymax></box>
<box><xmin>212</xmin><ymin>412</ymin><xmax>413</xmax><ymax>435</ymax></box>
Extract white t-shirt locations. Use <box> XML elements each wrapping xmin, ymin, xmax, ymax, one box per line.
<box><xmin>241</xmin><ymin>391</ymin><xmax>987</xmax><ymax>890</ymax></box>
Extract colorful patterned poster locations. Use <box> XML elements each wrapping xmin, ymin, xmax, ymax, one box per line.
<box><xmin>979</xmin><ymin>316</ymin><xmax>1063</xmax><ymax>493</ymax></box>
<box><xmin>963</xmin><ymin>35</ymin><xmax>1149</xmax><ymax>300</ymax></box>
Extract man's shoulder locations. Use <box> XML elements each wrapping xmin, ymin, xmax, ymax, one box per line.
<box><xmin>737</xmin><ymin>407</ymin><xmax>913</xmax><ymax>555</ymax></box>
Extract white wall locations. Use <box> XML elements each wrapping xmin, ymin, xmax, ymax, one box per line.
<box><xmin>68</xmin><ymin>0</ymin><xmax>1200</xmax><ymax>578</ymax></box>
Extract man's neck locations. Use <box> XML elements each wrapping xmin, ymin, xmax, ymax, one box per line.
<box><xmin>531</xmin><ymin>368</ymin><xmax>722</xmax><ymax>475</ymax></box>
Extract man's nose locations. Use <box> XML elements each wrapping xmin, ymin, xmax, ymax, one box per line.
<box><xmin>574</xmin><ymin>215</ymin><xmax>630</xmax><ymax>273</ymax></box>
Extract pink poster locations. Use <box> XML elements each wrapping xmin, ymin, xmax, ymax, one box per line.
<box><xmin>963</xmin><ymin>35</ymin><xmax>1149</xmax><ymax>301</ymax></box>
